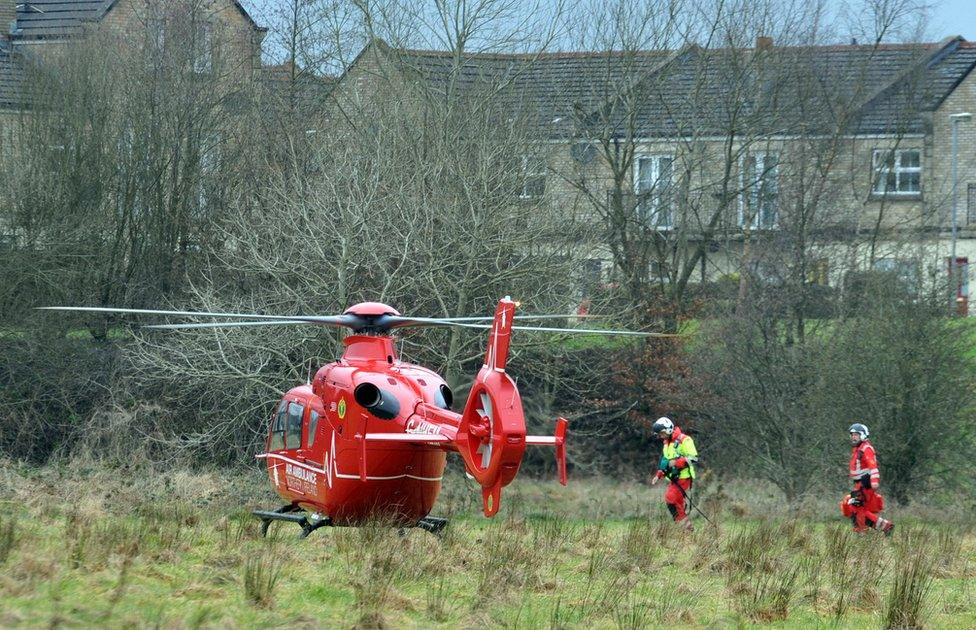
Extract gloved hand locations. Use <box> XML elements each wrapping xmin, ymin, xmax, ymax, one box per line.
<box><xmin>670</xmin><ymin>457</ymin><xmax>687</xmax><ymax>470</ymax></box>
<box><xmin>847</xmin><ymin>494</ymin><xmax>863</xmax><ymax>507</ymax></box>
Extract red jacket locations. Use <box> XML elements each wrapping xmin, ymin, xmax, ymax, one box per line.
<box><xmin>850</xmin><ymin>440</ymin><xmax>880</xmax><ymax>489</ymax></box>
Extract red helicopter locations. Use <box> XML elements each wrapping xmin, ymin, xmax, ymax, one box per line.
<box><xmin>42</xmin><ymin>297</ymin><xmax>660</xmax><ymax>537</ymax></box>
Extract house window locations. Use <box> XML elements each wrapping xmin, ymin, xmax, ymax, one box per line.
<box><xmin>748</xmin><ymin>259</ymin><xmax>783</xmax><ymax>285</ymax></box>
<box><xmin>740</xmin><ymin>153</ymin><xmax>778</xmax><ymax>229</ymax></box>
<box><xmin>650</xmin><ymin>259</ymin><xmax>671</xmax><ymax>282</ymax></box>
<box><xmin>967</xmin><ymin>184</ymin><xmax>976</xmax><ymax>225</ymax></box>
<box><xmin>872</xmin><ymin>149</ymin><xmax>921</xmax><ymax>196</ymax></box>
<box><xmin>519</xmin><ymin>156</ymin><xmax>546</xmax><ymax>198</ymax></box>
<box><xmin>807</xmin><ymin>259</ymin><xmax>829</xmax><ymax>286</ymax></box>
<box><xmin>580</xmin><ymin>259</ymin><xmax>602</xmax><ymax>297</ymax></box>
<box><xmin>192</xmin><ymin>21</ymin><xmax>213</xmax><ymax>73</ymax></box>
<box><xmin>873</xmin><ymin>257</ymin><xmax>919</xmax><ymax>287</ymax></box>
<box><xmin>197</xmin><ymin>139</ymin><xmax>220</xmax><ymax>212</ymax></box>
<box><xmin>285</xmin><ymin>402</ymin><xmax>304</xmax><ymax>449</ymax></box>
<box><xmin>147</xmin><ymin>17</ymin><xmax>166</xmax><ymax>54</ymax></box>
<box><xmin>635</xmin><ymin>155</ymin><xmax>674</xmax><ymax>228</ymax></box>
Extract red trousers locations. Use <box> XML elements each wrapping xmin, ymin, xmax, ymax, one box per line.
<box><xmin>840</xmin><ymin>486</ymin><xmax>885</xmax><ymax>531</ymax></box>
<box><xmin>664</xmin><ymin>477</ymin><xmax>693</xmax><ymax>521</ymax></box>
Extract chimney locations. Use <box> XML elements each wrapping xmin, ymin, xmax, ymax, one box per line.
<box><xmin>756</xmin><ymin>36</ymin><xmax>774</xmax><ymax>51</ymax></box>
<box><xmin>0</xmin><ymin>1</ymin><xmax>15</xmax><ymax>39</ymax></box>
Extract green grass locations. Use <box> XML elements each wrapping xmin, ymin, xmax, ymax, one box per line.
<box><xmin>0</xmin><ymin>465</ymin><xmax>973</xmax><ymax>628</ymax></box>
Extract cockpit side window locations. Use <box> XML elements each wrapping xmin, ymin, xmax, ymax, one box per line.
<box><xmin>269</xmin><ymin>400</ymin><xmax>288</xmax><ymax>451</ymax></box>
<box><xmin>307</xmin><ymin>410</ymin><xmax>319</xmax><ymax>448</ymax></box>
<box><xmin>286</xmin><ymin>402</ymin><xmax>304</xmax><ymax>449</ymax></box>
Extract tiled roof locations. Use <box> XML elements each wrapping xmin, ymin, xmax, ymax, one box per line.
<box><xmin>384</xmin><ymin>46</ymin><xmax>676</xmax><ymax>135</ymax></box>
<box><xmin>13</xmin><ymin>1</ymin><xmax>114</xmax><ymax>39</ymax></box>
<box><xmin>260</xmin><ymin>61</ymin><xmax>335</xmax><ymax>111</ymax></box>
<box><xmin>11</xmin><ymin>0</ymin><xmax>264</xmax><ymax>40</ymax></box>
<box><xmin>373</xmin><ymin>37</ymin><xmax>976</xmax><ymax>138</ymax></box>
<box><xmin>0</xmin><ymin>40</ymin><xmax>25</xmax><ymax>110</ymax></box>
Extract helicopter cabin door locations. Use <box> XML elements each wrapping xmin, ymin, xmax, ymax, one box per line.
<box><xmin>266</xmin><ymin>398</ymin><xmax>319</xmax><ymax>499</ymax></box>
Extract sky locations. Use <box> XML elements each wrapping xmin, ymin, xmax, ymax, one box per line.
<box><xmin>932</xmin><ymin>0</ymin><xmax>976</xmax><ymax>40</ymax></box>
<box><xmin>239</xmin><ymin>0</ymin><xmax>976</xmax><ymax>64</ymax></box>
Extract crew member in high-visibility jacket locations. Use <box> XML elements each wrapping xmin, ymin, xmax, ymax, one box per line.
<box><xmin>650</xmin><ymin>416</ymin><xmax>698</xmax><ymax>530</ymax></box>
<box><xmin>840</xmin><ymin>423</ymin><xmax>894</xmax><ymax>535</ymax></box>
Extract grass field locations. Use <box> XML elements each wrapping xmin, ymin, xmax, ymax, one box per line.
<box><xmin>0</xmin><ymin>461</ymin><xmax>973</xmax><ymax>628</ymax></box>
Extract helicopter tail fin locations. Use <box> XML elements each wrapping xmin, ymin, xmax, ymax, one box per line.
<box><xmin>482</xmin><ymin>296</ymin><xmax>516</xmax><ymax>372</ymax></box>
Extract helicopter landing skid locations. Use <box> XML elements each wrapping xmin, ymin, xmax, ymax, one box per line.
<box><xmin>252</xmin><ymin>505</ymin><xmax>333</xmax><ymax>539</ymax></box>
<box><xmin>416</xmin><ymin>516</ymin><xmax>449</xmax><ymax>537</ymax></box>
<box><xmin>252</xmin><ymin>507</ymin><xmax>448</xmax><ymax>539</ymax></box>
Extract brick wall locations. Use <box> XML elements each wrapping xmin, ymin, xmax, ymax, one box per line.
<box><xmin>0</xmin><ymin>1</ymin><xmax>14</xmax><ymax>39</ymax></box>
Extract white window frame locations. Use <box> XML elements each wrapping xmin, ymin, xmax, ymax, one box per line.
<box><xmin>872</xmin><ymin>149</ymin><xmax>921</xmax><ymax>196</ymax></box>
<box><xmin>634</xmin><ymin>154</ymin><xmax>675</xmax><ymax>230</ymax></box>
<box><xmin>147</xmin><ymin>17</ymin><xmax>166</xmax><ymax>54</ymax></box>
<box><xmin>873</xmin><ymin>257</ymin><xmax>920</xmax><ymax>287</ymax></box>
<box><xmin>192</xmin><ymin>21</ymin><xmax>214</xmax><ymax>74</ymax></box>
<box><xmin>519</xmin><ymin>155</ymin><xmax>546</xmax><ymax>199</ymax></box>
<box><xmin>739</xmin><ymin>152</ymin><xmax>779</xmax><ymax>229</ymax></box>
<box><xmin>967</xmin><ymin>183</ymin><xmax>976</xmax><ymax>225</ymax></box>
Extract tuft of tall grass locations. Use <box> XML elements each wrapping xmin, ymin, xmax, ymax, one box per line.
<box><xmin>732</xmin><ymin>557</ymin><xmax>800</xmax><ymax>622</ymax></box>
<box><xmin>824</xmin><ymin>525</ymin><xmax>886</xmax><ymax>618</ymax></box>
<box><xmin>425</xmin><ymin>574</ymin><xmax>454</xmax><ymax>623</ymax></box>
<box><xmin>723</xmin><ymin>520</ymin><xmax>801</xmax><ymax>622</ymax></box>
<box><xmin>335</xmin><ymin>519</ymin><xmax>412</xmax><ymax>626</ymax></box>
<box><xmin>0</xmin><ymin>515</ymin><xmax>17</xmax><ymax>565</ymax></box>
<box><xmin>883</xmin><ymin>529</ymin><xmax>936</xmax><ymax>629</ymax></box>
<box><xmin>100</xmin><ymin>541</ymin><xmax>138</xmax><ymax>622</ymax></box>
<box><xmin>475</xmin><ymin>520</ymin><xmax>543</xmax><ymax>598</ymax></box>
<box><xmin>930</xmin><ymin>526</ymin><xmax>963</xmax><ymax>578</ymax></box>
<box><xmin>242</xmin><ymin>552</ymin><xmax>282</xmax><ymax>608</ymax></box>
<box><xmin>612</xmin><ymin>585</ymin><xmax>654</xmax><ymax>629</ymax></box>
<box><xmin>617</xmin><ymin>518</ymin><xmax>665</xmax><ymax>571</ymax></box>
<box><xmin>723</xmin><ymin>521</ymin><xmax>779</xmax><ymax>575</ymax></box>
<box><xmin>529</xmin><ymin>512</ymin><xmax>580</xmax><ymax>565</ymax></box>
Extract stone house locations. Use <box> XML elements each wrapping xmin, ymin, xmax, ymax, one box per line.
<box><xmin>332</xmin><ymin>37</ymin><xmax>976</xmax><ymax>308</ymax></box>
<box><xmin>0</xmin><ymin>0</ymin><xmax>266</xmax><ymax>133</ymax></box>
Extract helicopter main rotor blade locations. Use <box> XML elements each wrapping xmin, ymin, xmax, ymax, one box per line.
<box><xmin>509</xmin><ymin>325</ymin><xmax>678</xmax><ymax>337</ymax></box>
<box><xmin>37</xmin><ymin>306</ymin><xmax>353</xmax><ymax>326</ymax></box>
<box><xmin>143</xmin><ymin>320</ymin><xmax>311</xmax><ymax>330</ymax></box>
<box><xmin>429</xmin><ymin>314</ymin><xmax>606</xmax><ymax>322</ymax></box>
<box><xmin>379</xmin><ymin>314</ymin><xmax>605</xmax><ymax>329</ymax></box>
<box><xmin>412</xmin><ymin>320</ymin><xmax>678</xmax><ymax>337</ymax></box>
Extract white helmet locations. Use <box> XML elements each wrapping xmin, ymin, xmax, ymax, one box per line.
<box><xmin>849</xmin><ymin>423</ymin><xmax>869</xmax><ymax>440</ymax></box>
<box><xmin>651</xmin><ymin>416</ymin><xmax>674</xmax><ymax>436</ymax></box>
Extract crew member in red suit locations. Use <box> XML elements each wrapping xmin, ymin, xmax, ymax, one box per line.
<box><xmin>840</xmin><ymin>423</ymin><xmax>894</xmax><ymax>535</ymax></box>
<box><xmin>650</xmin><ymin>417</ymin><xmax>697</xmax><ymax>531</ymax></box>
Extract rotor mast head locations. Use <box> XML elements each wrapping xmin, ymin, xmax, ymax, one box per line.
<box><xmin>342</xmin><ymin>302</ymin><xmax>402</xmax><ymax>335</ymax></box>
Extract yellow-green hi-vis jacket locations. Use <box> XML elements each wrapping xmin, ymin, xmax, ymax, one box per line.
<box><xmin>661</xmin><ymin>430</ymin><xmax>698</xmax><ymax>480</ymax></box>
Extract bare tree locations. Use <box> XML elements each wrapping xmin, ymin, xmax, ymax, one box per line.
<box><xmin>121</xmin><ymin>0</ymin><xmax>585</xmax><ymax>461</ymax></box>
